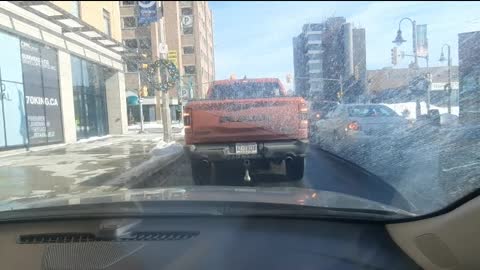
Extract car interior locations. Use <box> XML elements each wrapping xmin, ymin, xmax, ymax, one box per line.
<box><xmin>0</xmin><ymin>192</ymin><xmax>478</xmax><ymax>270</ymax></box>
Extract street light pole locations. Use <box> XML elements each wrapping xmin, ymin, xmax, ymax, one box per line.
<box><xmin>440</xmin><ymin>44</ymin><xmax>452</xmax><ymax>114</ymax></box>
<box><xmin>393</xmin><ymin>17</ymin><xmax>422</xmax><ymax>117</ymax></box>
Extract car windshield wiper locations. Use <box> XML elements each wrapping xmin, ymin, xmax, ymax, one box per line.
<box><xmin>0</xmin><ymin>200</ymin><xmax>414</xmax><ymax>223</ymax></box>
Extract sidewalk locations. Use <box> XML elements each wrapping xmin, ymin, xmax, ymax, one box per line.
<box><xmin>0</xmin><ymin>132</ymin><xmax>184</xmax><ymax>201</ymax></box>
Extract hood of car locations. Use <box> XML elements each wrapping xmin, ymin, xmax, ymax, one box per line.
<box><xmin>0</xmin><ymin>186</ymin><xmax>415</xmax><ymax>217</ymax></box>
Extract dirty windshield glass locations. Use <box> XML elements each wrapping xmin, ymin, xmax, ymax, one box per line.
<box><xmin>210</xmin><ymin>82</ymin><xmax>282</xmax><ymax>100</ymax></box>
<box><xmin>0</xmin><ymin>1</ymin><xmax>479</xmax><ymax>219</ymax></box>
<box><xmin>348</xmin><ymin>105</ymin><xmax>398</xmax><ymax>117</ymax></box>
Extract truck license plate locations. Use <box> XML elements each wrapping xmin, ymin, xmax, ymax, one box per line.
<box><xmin>235</xmin><ymin>143</ymin><xmax>257</xmax><ymax>155</ymax></box>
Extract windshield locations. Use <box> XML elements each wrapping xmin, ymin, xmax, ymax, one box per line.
<box><xmin>209</xmin><ymin>81</ymin><xmax>283</xmax><ymax>99</ymax></box>
<box><xmin>0</xmin><ymin>1</ymin><xmax>479</xmax><ymax>220</ymax></box>
<box><xmin>348</xmin><ymin>105</ymin><xmax>398</xmax><ymax>117</ymax></box>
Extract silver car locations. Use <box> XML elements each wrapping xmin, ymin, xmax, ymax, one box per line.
<box><xmin>312</xmin><ymin>104</ymin><xmax>409</xmax><ymax>163</ymax></box>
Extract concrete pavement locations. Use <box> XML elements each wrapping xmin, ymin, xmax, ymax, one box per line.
<box><xmin>0</xmin><ymin>133</ymin><xmax>182</xmax><ymax>201</ymax></box>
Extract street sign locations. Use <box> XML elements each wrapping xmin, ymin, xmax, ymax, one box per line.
<box><xmin>158</xmin><ymin>43</ymin><xmax>168</xmax><ymax>55</ymax></box>
<box><xmin>167</xmin><ymin>50</ymin><xmax>178</xmax><ymax>67</ymax></box>
<box><xmin>181</xmin><ymin>15</ymin><xmax>193</xmax><ymax>27</ymax></box>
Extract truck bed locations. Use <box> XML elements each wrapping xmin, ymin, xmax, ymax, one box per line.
<box><xmin>184</xmin><ymin>97</ymin><xmax>307</xmax><ymax>145</ymax></box>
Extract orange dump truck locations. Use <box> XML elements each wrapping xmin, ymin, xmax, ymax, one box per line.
<box><xmin>183</xmin><ymin>78</ymin><xmax>308</xmax><ymax>185</ymax></box>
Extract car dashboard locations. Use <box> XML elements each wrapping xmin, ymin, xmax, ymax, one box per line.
<box><xmin>0</xmin><ymin>216</ymin><xmax>420</xmax><ymax>270</ymax></box>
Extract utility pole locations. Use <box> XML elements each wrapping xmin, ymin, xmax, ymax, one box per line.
<box><xmin>151</xmin><ymin>12</ymin><xmax>172</xmax><ymax>142</ymax></box>
<box><xmin>137</xmin><ymin>71</ymin><xmax>145</xmax><ymax>133</ymax></box>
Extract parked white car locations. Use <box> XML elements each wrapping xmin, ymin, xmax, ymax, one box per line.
<box><xmin>312</xmin><ymin>104</ymin><xmax>410</xmax><ymax>163</ymax></box>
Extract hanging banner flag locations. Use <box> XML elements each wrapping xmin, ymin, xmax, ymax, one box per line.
<box><xmin>137</xmin><ymin>1</ymin><xmax>158</xmax><ymax>26</ymax></box>
<box><xmin>416</xmin><ymin>24</ymin><xmax>429</xmax><ymax>57</ymax></box>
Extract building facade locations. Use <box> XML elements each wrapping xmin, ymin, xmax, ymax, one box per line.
<box><xmin>0</xmin><ymin>1</ymin><xmax>127</xmax><ymax>150</ymax></box>
<box><xmin>120</xmin><ymin>1</ymin><xmax>167</xmax><ymax>123</ymax></box>
<box><xmin>458</xmin><ymin>30</ymin><xmax>480</xmax><ymax>124</ymax></box>
<box><xmin>293</xmin><ymin>17</ymin><xmax>366</xmax><ymax>103</ymax></box>
<box><xmin>120</xmin><ymin>1</ymin><xmax>214</xmax><ymax>124</ymax></box>
<box><xmin>164</xmin><ymin>0</ymin><xmax>214</xmax><ymax>100</ymax></box>
<box><xmin>367</xmin><ymin>66</ymin><xmax>459</xmax><ymax>106</ymax></box>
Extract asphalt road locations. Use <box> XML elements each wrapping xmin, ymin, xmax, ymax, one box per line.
<box><xmin>141</xmin><ymin>145</ymin><xmax>415</xmax><ymax>211</ymax></box>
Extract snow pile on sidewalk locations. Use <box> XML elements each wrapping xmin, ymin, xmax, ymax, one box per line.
<box><xmin>382</xmin><ymin>102</ymin><xmax>459</xmax><ymax>120</ymax></box>
<box><xmin>129</xmin><ymin>122</ymin><xmax>184</xmax><ymax>130</ymax></box>
<box><xmin>103</xmin><ymin>140</ymin><xmax>184</xmax><ymax>188</ymax></box>
<box><xmin>150</xmin><ymin>140</ymin><xmax>183</xmax><ymax>157</ymax></box>
<box><xmin>76</xmin><ymin>135</ymin><xmax>112</xmax><ymax>143</ymax></box>
<box><xmin>128</xmin><ymin>123</ymin><xmax>163</xmax><ymax>130</ymax></box>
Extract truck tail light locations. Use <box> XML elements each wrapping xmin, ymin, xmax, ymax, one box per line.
<box><xmin>184</xmin><ymin>108</ymin><xmax>192</xmax><ymax>129</ymax></box>
<box><xmin>347</xmin><ymin>121</ymin><xmax>360</xmax><ymax>131</ymax></box>
<box><xmin>299</xmin><ymin>102</ymin><xmax>308</xmax><ymax>128</ymax></box>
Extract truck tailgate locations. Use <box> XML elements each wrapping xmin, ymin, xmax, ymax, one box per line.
<box><xmin>186</xmin><ymin>97</ymin><xmax>305</xmax><ymax>144</ymax></box>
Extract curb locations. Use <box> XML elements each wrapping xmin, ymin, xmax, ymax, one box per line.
<box><xmin>96</xmin><ymin>143</ymin><xmax>185</xmax><ymax>189</ymax></box>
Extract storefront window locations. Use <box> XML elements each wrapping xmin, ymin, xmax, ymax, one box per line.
<box><xmin>0</xmin><ymin>32</ymin><xmax>27</xmax><ymax>148</ymax></box>
<box><xmin>71</xmin><ymin>56</ymin><xmax>110</xmax><ymax>139</ymax></box>
<box><xmin>0</xmin><ymin>32</ymin><xmax>63</xmax><ymax>149</ymax></box>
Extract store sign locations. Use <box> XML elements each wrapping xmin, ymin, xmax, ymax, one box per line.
<box><xmin>138</xmin><ymin>1</ymin><xmax>158</xmax><ymax>26</ymax></box>
<box><xmin>416</xmin><ymin>24</ymin><xmax>429</xmax><ymax>57</ymax></box>
<box><xmin>431</xmin><ymin>81</ymin><xmax>459</xmax><ymax>91</ymax></box>
<box><xmin>20</xmin><ymin>39</ymin><xmax>63</xmax><ymax>145</ymax></box>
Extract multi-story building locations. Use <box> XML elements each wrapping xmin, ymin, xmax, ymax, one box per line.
<box><xmin>121</xmin><ymin>1</ymin><xmax>214</xmax><ymax>124</ymax></box>
<box><xmin>293</xmin><ymin>17</ymin><xmax>366</xmax><ymax>102</ymax></box>
<box><xmin>164</xmin><ymin>1</ymin><xmax>214</xmax><ymax>100</ymax></box>
<box><xmin>458</xmin><ymin>30</ymin><xmax>480</xmax><ymax>124</ymax></box>
<box><xmin>120</xmin><ymin>1</ymin><xmax>170</xmax><ymax>123</ymax></box>
<box><xmin>0</xmin><ymin>1</ymin><xmax>127</xmax><ymax>151</ymax></box>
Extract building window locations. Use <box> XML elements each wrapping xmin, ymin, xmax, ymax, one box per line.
<box><xmin>183</xmin><ymin>26</ymin><xmax>193</xmax><ymax>35</ymax></box>
<box><xmin>138</xmin><ymin>38</ymin><xmax>151</xmax><ymax>50</ymax></box>
<box><xmin>183</xmin><ymin>46</ymin><xmax>194</xmax><ymax>54</ymax></box>
<box><xmin>309</xmin><ymin>63</ymin><xmax>322</xmax><ymax>70</ymax></box>
<box><xmin>310</xmin><ymin>24</ymin><xmax>323</xmax><ymax>31</ymax></box>
<box><xmin>72</xmin><ymin>1</ymin><xmax>80</xmax><ymax>18</ymax></box>
<box><xmin>103</xmin><ymin>9</ymin><xmax>111</xmax><ymax>37</ymax></box>
<box><xmin>121</xmin><ymin>1</ymin><xmax>135</xmax><ymax>6</ymax></box>
<box><xmin>181</xmin><ymin>8</ymin><xmax>193</xmax><ymax>15</ymax></box>
<box><xmin>126</xmin><ymin>62</ymin><xmax>138</xmax><ymax>72</ymax></box>
<box><xmin>184</xmin><ymin>65</ymin><xmax>196</xmax><ymax>75</ymax></box>
<box><xmin>307</xmin><ymin>34</ymin><xmax>322</xmax><ymax>41</ymax></box>
<box><xmin>71</xmin><ymin>57</ymin><xmax>109</xmax><ymax>139</ymax></box>
<box><xmin>180</xmin><ymin>1</ymin><xmax>193</xmax><ymax>7</ymax></box>
<box><xmin>124</xmin><ymin>39</ymin><xmax>138</xmax><ymax>49</ymax></box>
<box><xmin>122</xmin><ymin>16</ymin><xmax>136</xmax><ymax>28</ymax></box>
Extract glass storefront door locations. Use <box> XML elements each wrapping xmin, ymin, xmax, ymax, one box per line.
<box><xmin>0</xmin><ymin>31</ymin><xmax>28</xmax><ymax>148</ymax></box>
<box><xmin>72</xmin><ymin>56</ymin><xmax>109</xmax><ymax>139</ymax></box>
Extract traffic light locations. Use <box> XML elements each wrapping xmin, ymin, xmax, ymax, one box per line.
<box><xmin>139</xmin><ymin>86</ymin><xmax>148</xmax><ymax>97</ymax></box>
<box><xmin>140</xmin><ymin>63</ymin><xmax>149</xmax><ymax>70</ymax></box>
<box><xmin>391</xmin><ymin>47</ymin><xmax>398</xmax><ymax>65</ymax></box>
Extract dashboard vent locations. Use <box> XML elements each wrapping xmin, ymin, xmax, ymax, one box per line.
<box><xmin>123</xmin><ymin>231</ymin><xmax>199</xmax><ymax>241</ymax></box>
<box><xmin>18</xmin><ymin>231</ymin><xmax>199</xmax><ymax>244</ymax></box>
<box><xmin>18</xmin><ymin>233</ymin><xmax>96</xmax><ymax>244</ymax></box>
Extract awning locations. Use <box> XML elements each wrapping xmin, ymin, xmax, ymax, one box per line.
<box><xmin>11</xmin><ymin>1</ymin><xmax>125</xmax><ymax>54</ymax></box>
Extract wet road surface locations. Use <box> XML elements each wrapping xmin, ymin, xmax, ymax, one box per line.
<box><xmin>141</xmin><ymin>145</ymin><xmax>428</xmax><ymax>211</ymax></box>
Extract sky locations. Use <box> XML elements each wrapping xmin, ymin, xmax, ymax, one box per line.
<box><xmin>209</xmin><ymin>1</ymin><xmax>480</xmax><ymax>85</ymax></box>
